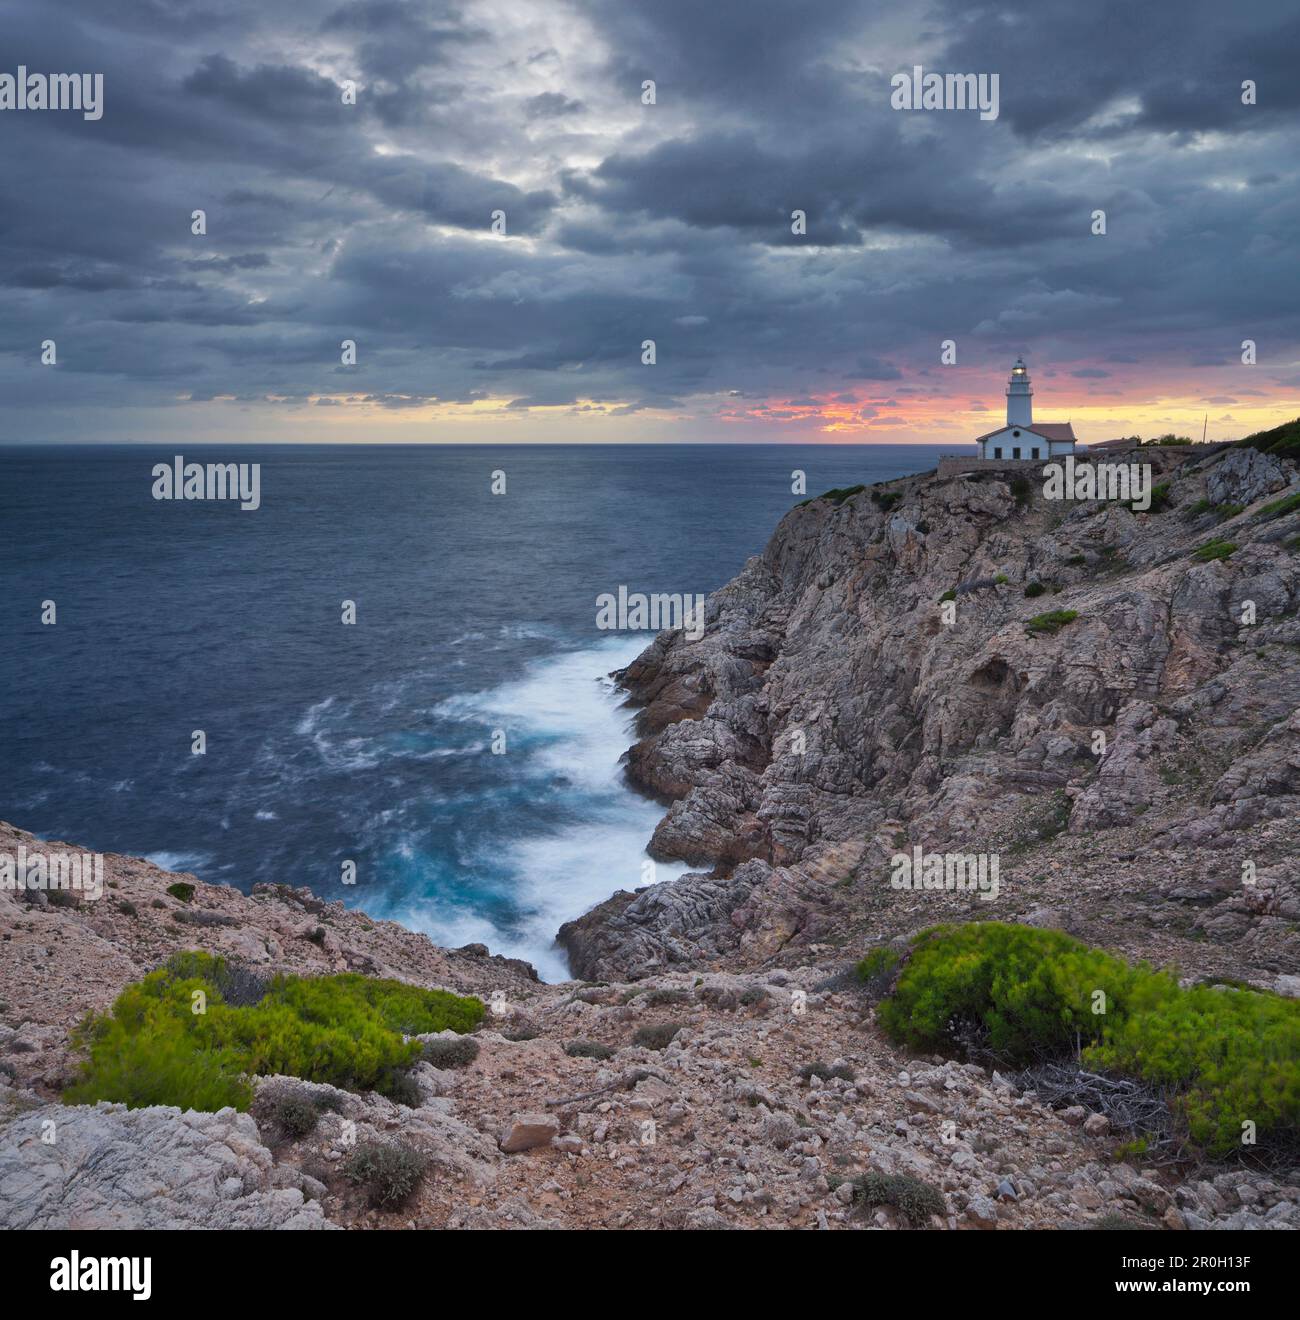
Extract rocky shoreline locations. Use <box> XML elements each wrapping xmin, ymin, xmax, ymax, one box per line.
<box><xmin>3</xmin><ymin>439</ymin><xmax>1299</xmax><ymax>1231</ymax></box>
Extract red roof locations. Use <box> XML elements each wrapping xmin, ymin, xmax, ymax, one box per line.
<box><xmin>974</xmin><ymin>421</ymin><xmax>1076</xmax><ymax>444</ymax></box>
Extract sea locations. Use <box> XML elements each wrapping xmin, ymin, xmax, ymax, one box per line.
<box><xmin>0</xmin><ymin>443</ymin><xmax>950</xmax><ymax>978</ymax></box>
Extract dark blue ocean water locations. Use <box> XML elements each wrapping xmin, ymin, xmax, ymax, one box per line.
<box><xmin>0</xmin><ymin>443</ymin><xmax>947</xmax><ymax>977</ymax></box>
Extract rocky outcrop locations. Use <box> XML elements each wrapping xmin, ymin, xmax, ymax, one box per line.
<box><xmin>0</xmin><ymin>1096</ymin><xmax>331</xmax><ymax>1229</ymax></box>
<box><xmin>588</xmin><ymin>444</ymin><xmax>1300</xmax><ymax>980</ymax></box>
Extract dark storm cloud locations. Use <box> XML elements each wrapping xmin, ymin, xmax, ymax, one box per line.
<box><xmin>1</xmin><ymin>0</ymin><xmax>1298</xmax><ymax>434</ymax></box>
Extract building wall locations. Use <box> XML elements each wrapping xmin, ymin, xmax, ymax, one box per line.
<box><xmin>937</xmin><ymin>456</ymin><xmax>1048</xmax><ymax>478</ymax></box>
<box><xmin>978</xmin><ymin>426</ymin><xmax>1049</xmax><ymax>459</ymax></box>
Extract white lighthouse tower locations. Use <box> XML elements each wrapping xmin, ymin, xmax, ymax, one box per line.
<box><xmin>1006</xmin><ymin>356</ymin><xmax>1033</xmax><ymax>427</ymax></box>
<box><xmin>970</xmin><ymin>356</ymin><xmax>1078</xmax><ymax>461</ymax></box>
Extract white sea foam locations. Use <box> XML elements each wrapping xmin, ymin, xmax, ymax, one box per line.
<box><xmin>410</xmin><ymin>637</ymin><xmax>689</xmax><ymax>981</ymax></box>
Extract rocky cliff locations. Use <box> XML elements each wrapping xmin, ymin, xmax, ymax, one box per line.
<box><xmin>561</xmin><ymin>442</ymin><xmax>1300</xmax><ymax>988</ymax></box>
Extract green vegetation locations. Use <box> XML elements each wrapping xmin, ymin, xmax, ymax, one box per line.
<box><xmin>854</xmin><ymin>947</ymin><xmax>901</xmax><ymax>985</ymax></box>
<box><xmin>1188</xmin><ymin>498</ymin><xmax>1243</xmax><ymax>521</ymax></box>
<box><xmin>342</xmin><ymin>1140</ymin><xmax>428</xmax><ymax>1209</ymax></box>
<box><xmin>1024</xmin><ymin>581</ymin><xmax>1047</xmax><ymax>598</ymax></box>
<box><xmin>799</xmin><ymin>483</ymin><xmax>865</xmax><ymax>508</ymax></box>
<box><xmin>1150</xmin><ymin>433</ymin><xmax>1193</xmax><ymax>446</ymax></box>
<box><xmin>1064</xmin><ymin>553</ymin><xmax>1087</xmax><ymax>567</ymax></box>
<box><xmin>1236</xmin><ymin>417</ymin><xmax>1300</xmax><ymax>459</ymax></box>
<box><xmin>422</xmin><ymin>1035</ymin><xmax>481</xmax><ymax>1069</ymax></box>
<box><xmin>564</xmin><ymin>1039</ymin><xmax>615</xmax><ymax>1060</ymax></box>
<box><xmin>938</xmin><ymin>589</ymin><xmax>956</xmax><ymax>603</ymax></box>
<box><xmin>1139</xmin><ymin>482</ymin><xmax>1172</xmax><ymax>513</ymax></box>
<box><xmin>994</xmin><ymin>573</ymin><xmax>1009</xmax><ymax>585</ymax></box>
<box><xmin>875</xmin><ymin>923</ymin><xmax>1300</xmax><ymax>1156</ymax></box>
<box><xmin>263</xmin><ymin>1089</ymin><xmax>320</xmax><ymax>1140</ymax></box>
<box><xmin>63</xmin><ymin>952</ymin><xmax>483</xmax><ymax>1112</ymax></box>
<box><xmin>1026</xmin><ymin>608</ymin><xmax>1079</xmax><ymax>634</ymax></box>
<box><xmin>1191</xmin><ymin>538</ymin><xmax>1237</xmax><ymax>562</ymax></box>
<box><xmin>1009</xmin><ymin>476</ymin><xmax>1032</xmax><ymax>507</ymax></box>
<box><xmin>850</xmin><ymin>1171</ymin><xmax>946</xmax><ymax>1226</ymax></box>
<box><xmin>165</xmin><ymin>882</ymin><xmax>195</xmax><ymax>903</ymax></box>
<box><xmin>1259</xmin><ymin>490</ymin><xmax>1300</xmax><ymax>519</ymax></box>
<box><xmin>872</xmin><ymin>489</ymin><xmax>902</xmax><ymax>511</ymax></box>
<box><xmin>633</xmin><ymin>1022</ymin><xmax>686</xmax><ymax>1051</ymax></box>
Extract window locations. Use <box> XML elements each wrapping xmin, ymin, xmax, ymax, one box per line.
<box><xmin>995</xmin><ymin>447</ymin><xmax>1003</xmax><ymax>459</ymax></box>
<box><xmin>1012</xmin><ymin>429</ymin><xmax>1021</xmax><ymax>437</ymax></box>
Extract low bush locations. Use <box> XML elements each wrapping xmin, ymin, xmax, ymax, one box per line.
<box><xmin>633</xmin><ymin>1022</ymin><xmax>686</xmax><ymax>1051</ymax></box>
<box><xmin>1191</xmin><ymin>538</ymin><xmax>1237</xmax><ymax>562</ymax></box>
<box><xmin>850</xmin><ymin>1171</ymin><xmax>945</xmax><ymax>1226</ymax></box>
<box><xmin>342</xmin><ymin>1140</ymin><xmax>428</xmax><ymax>1209</ymax></box>
<box><xmin>422</xmin><ymin>1036</ymin><xmax>480</xmax><ymax>1069</ymax></box>
<box><xmin>1235</xmin><ymin>417</ymin><xmax>1300</xmax><ymax>459</ymax></box>
<box><xmin>1024</xmin><ymin>581</ymin><xmax>1047</xmax><ymax>598</ymax></box>
<box><xmin>1259</xmin><ymin>490</ymin><xmax>1300</xmax><ymax>519</ymax></box>
<box><xmin>1141</xmin><ymin>482</ymin><xmax>1173</xmax><ymax>513</ymax></box>
<box><xmin>1026</xmin><ymin>608</ymin><xmax>1079</xmax><ymax>634</ymax></box>
<box><xmin>798</xmin><ymin>484</ymin><xmax>865</xmax><ymax>508</ymax></box>
<box><xmin>265</xmin><ymin>1089</ymin><xmax>319</xmax><ymax>1140</ymax></box>
<box><xmin>64</xmin><ymin>952</ymin><xmax>483</xmax><ymax>1112</ymax></box>
<box><xmin>165</xmin><ymin>882</ymin><xmax>195</xmax><ymax>903</ymax></box>
<box><xmin>564</xmin><ymin>1039</ymin><xmax>614</xmax><ymax>1060</ymax></box>
<box><xmin>875</xmin><ymin>923</ymin><xmax>1300</xmax><ymax>1157</ymax></box>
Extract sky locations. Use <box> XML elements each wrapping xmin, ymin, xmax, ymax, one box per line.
<box><xmin>2</xmin><ymin>0</ymin><xmax>1299</xmax><ymax>446</ymax></box>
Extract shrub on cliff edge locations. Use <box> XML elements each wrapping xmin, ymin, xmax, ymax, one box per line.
<box><xmin>64</xmin><ymin>952</ymin><xmax>483</xmax><ymax>1112</ymax></box>
<box><xmin>875</xmin><ymin>923</ymin><xmax>1300</xmax><ymax>1157</ymax></box>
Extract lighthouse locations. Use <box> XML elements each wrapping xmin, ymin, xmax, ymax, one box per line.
<box><xmin>970</xmin><ymin>356</ymin><xmax>1078</xmax><ymax>461</ymax></box>
<box><xmin>1006</xmin><ymin>356</ymin><xmax>1033</xmax><ymax>427</ymax></box>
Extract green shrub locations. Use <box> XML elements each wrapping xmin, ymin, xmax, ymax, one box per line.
<box><xmin>1009</xmin><ymin>476</ymin><xmax>1031</xmax><ymax>507</ymax></box>
<box><xmin>633</xmin><ymin>1022</ymin><xmax>686</xmax><ymax>1051</ymax></box>
<box><xmin>165</xmin><ymin>882</ymin><xmax>195</xmax><ymax>903</ymax></box>
<box><xmin>1191</xmin><ymin>538</ymin><xmax>1237</xmax><ymax>562</ymax></box>
<box><xmin>938</xmin><ymin>589</ymin><xmax>956</xmax><ymax>603</ymax></box>
<box><xmin>422</xmin><ymin>1036</ymin><xmax>481</xmax><ymax>1069</ymax></box>
<box><xmin>855</xmin><ymin>947</ymin><xmax>901</xmax><ymax>987</ymax></box>
<box><xmin>118</xmin><ymin>900</ymin><xmax>138</xmax><ymax>917</ymax></box>
<box><xmin>1064</xmin><ymin>554</ymin><xmax>1087</xmax><ymax>566</ymax></box>
<box><xmin>872</xmin><ymin>489</ymin><xmax>901</xmax><ymax>511</ymax></box>
<box><xmin>1259</xmin><ymin>490</ymin><xmax>1300</xmax><ymax>519</ymax></box>
<box><xmin>1235</xmin><ymin>417</ymin><xmax>1300</xmax><ymax>459</ymax></box>
<box><xmin>739</xmin><ymin>986</ymin><xmax>771</xmax><ymax>1006</ymax></box>
<box><xmin>875</xmin><ymin>923</ymin><xmax>1300</xmax><ymax>1156</ymax></box>
<box><xmin>1141</xmin><ymin>482</ymin><xmax>1172</xmax><ymax>513</ymax></box>
<box><xmin>1027</xmin><ymin>608</ymin><xmax>1079</xmax><ymax>634</ymax></box>
<box><xmin>265</xmin><ymin>1090</ymin><xmax>319</xmax><ymax>1139</ymax></box>
<box><xmin>994</xmin><ymin>573</ymin><xmax>1009</xmax><ymax>585</ymax></box>
<box><xmin>641</xmin><ymin>988</ymin><xmax>691</xmax><ymax>1007</ymax></box>
<box><xmin>342</xmin><ymin>1140</ymin><xmax>428</xmax><ymax>1209</ymax></box>
<box><xmin>63</xmin><ymin>953</ymin><xmax>483</xmax><ymax>1112</ymax></box>
<box><xmin>850</xmin><ymin>1171</ymin><xmax>945</xmax><ymax>1226</ymax></box>
<box><xmin>800</xmin><ymin>484</ymin><xmax>865</xmax><ymax>508</ymax></box>
<box><xmin>1024</xmin><ymin>581</ymin><xmax>1047</xmax><ymax>598</ymax></box>
<box><xmin>564</xmin><ymin>1039</ymin><xmax>614</xmax><ymax>1060</ymax></box>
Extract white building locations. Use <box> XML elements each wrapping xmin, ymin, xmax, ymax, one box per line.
<box><xmin>974</xmin><ymin>358</ymin><xmax>1077</xmax><ymax>460</ymax></box>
